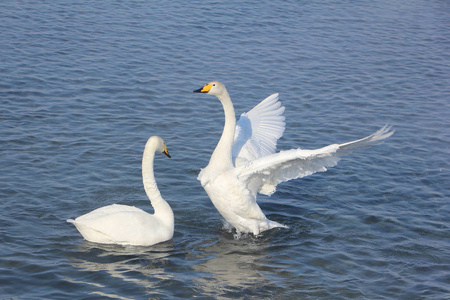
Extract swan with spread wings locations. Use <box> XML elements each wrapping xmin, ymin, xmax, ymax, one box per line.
<box><xmin>194</xmin><ymin>81</ymin><xmax>393</xmax><ymax>235</ymax></box>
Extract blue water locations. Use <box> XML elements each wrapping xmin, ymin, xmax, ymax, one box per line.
<box><xmin>1</xmin><ymin>0</ymin><xmax>449</xmax><ymax>298</ymax></box>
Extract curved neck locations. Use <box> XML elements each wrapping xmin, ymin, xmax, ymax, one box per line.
<box><xmin>210</xmin><ymin>90</ymin><xmax>235</xmax><ymax>169</ymax></box>
<box><xmin>142</xmin><ymin>150</ymin><xmax>172</xmax><ymax>220</ymax></box>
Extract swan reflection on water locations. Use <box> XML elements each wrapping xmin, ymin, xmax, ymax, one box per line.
<box><xmin>67</xmin><ymin>240</ymin><xmax>175</xmax><ymax>297</ymax></box>
<box><xmin>67</xmin><ymin>230</ymin><xmax>302</xmax><ymax>297</ymax></box>
<box><xmin>190</xmin><ymin>229</ymin><xmax>289</xmax><ymax>297</ymax></box>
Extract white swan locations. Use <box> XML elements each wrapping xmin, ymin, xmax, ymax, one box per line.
<box><xmin>67</xmin><ymin>136</ymin><xmax>174</xmax><ymax>246</ymax></box>
<box><xmin>194</xmin><ymin>81</ymin><xmax>394</xmax><ymax>235</ymax></box>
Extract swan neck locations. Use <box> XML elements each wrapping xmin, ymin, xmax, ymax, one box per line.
<box><xmin>211</xmin><ymin>91</ymin><xmax>235</xmax><ymax>168</ymax></box>
<box><xmin>142</xmin><ymin>150</ymin><xmax>172</xmax><ymax>219</ymax></box>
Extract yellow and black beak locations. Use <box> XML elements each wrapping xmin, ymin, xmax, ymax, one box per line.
<box><xmin>163</xmin><ymin>144</ymin><xmax>171</xmax><ymax>158</ymax></box>
<box><xmin>193</xmin><ymin>83</ymin><xmax>213</xmax><ymax>94</ymax></box>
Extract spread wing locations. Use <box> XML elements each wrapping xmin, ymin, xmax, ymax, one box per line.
<box><xmin>236</xmin><ymin>125</ymin><xmax>394</xmax><ymax>196</ymax></box>
<box><xmin>232</xmin><ymin>93</ymin><xmax>285</xmax><ymax>167</ymax></box>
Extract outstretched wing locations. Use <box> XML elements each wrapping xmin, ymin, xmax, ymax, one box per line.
<box><xmin>236</xmin><ymin>125</ymin><xmax>394</xmax><ymax>196</ymax></box>
<box><xmin>232</xmin><ymin>93</ymin><xmax>286</xmax><ymax>167</ymax></box>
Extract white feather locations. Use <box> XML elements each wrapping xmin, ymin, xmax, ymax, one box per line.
<box><xmin>232</xmin><ymin>93</ymin><xmax>285</xmax><ymax>166</ymax></box>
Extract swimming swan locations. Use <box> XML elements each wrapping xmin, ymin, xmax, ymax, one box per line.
<box><xmin>194</xmin><ymin>81</ymin><xmax>394</xmax><ymax>235</ymax></box>
<box><xmin>67</xmin><ymin>136</ymin><xmax>174</xmax><ymax>246</ymax></box>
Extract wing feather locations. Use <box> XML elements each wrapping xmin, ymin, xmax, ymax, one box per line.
<box><xmin>237</xmin><ymin>145</ymin><xmax>341</xmax><ymax>196</ymax></box>
<box><xmin>232</xmin><ymin>93</ymin><xmax>285</xmax><ymax>166</ymax></box>
<box><xmin>237</xmin><ymin>125</ymin><xmax>394</xmax><ymax>196</ymax></box>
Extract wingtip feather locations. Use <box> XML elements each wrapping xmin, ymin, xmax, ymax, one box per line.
<box><xmin>338</xmin><ymin>124</ymin><xmax>394</xmax><ymax>153</ymax></box>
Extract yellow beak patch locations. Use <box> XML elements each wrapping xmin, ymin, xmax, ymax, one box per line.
<box><xmin>194</xmin><ymin>83</ymin><xmax>213</xmax><ymax>94</ymax></box>
<box><xmin>201</xmin><ymin>84</ymin><xmax>213</xmax><ymax>93</ymax></box>
<box><xmin>163</xmin><ymin>144</ymin><xmax>171</xmax><ymax>158</ymax></box>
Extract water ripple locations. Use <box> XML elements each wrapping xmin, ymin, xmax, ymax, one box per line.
<box><xmin>1</xmin><ymin>0</ymin><xmax>449</xmax><ymax>298</ymax></box>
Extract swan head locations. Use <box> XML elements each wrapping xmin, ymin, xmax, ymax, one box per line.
<box><xmin>147</xmin><ymin>136</ymin><xmax>171</xmax><ymax>158</ymax></box>
<box><xmin>193</xmin><ymin>81</ymin><xmax>227</xmax><ymax>97</ymax></box>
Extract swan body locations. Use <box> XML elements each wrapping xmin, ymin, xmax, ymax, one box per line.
<box><xmin>67</xmin><ymin>136</ymin><xmax>174</xmax><ymax>246</ymax></box>
<box><xmin>194</xmin><ymin>81</ymin><xmax>394</xmax><ymax>235</ymax></box>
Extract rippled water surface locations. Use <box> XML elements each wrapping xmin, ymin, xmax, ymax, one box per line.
<box><xmin>1</xmin><ymin>0</ymin><xmax>449</xmax><ymax>299</ymax></box>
